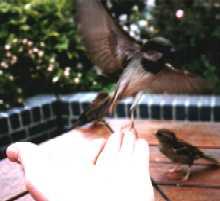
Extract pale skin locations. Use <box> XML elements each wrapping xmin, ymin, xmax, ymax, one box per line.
<box><xmin>7</xmin><ymin>127</ymin><xmax>154</xmax><ymax>201</ymax></box>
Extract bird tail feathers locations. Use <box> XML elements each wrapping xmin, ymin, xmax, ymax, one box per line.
<box><xmin>202</xmin><ymin>153</ymin><xmax>220</xmax><ymax>166</ymax></box>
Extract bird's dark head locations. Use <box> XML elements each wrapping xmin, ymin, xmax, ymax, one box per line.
<box><xmin>140</xmin><ymin>37</ymin><xmax>176</xmax><ymax>74</ymax></box>
<box><xmin>155</xmin><ymin>129</ymin><xmax>177</xmax><ymax>144</ymax></box>
<box><xmin>142</xmin><ymin>37</ymin><xmax>176</xmax><ymax>55</ymax></box>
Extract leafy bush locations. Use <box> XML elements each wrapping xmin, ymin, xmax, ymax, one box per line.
<box><xmin>0</xmin><ymin>0</ymin><xmax>104</xmax><ymax>110</ymax></box>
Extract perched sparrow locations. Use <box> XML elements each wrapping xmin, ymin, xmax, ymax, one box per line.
<box><xmin>155</xmin><ymin>129</ymin><xmax>219</xmax><ymax>181</ymax></box>
<box><xmin>75</xmin><ymin>0</ymin><xmax>213</xmax><ymax>129</ymax></box>
<box><xmin>72</xmin><ymin>92</ymin><xmax>113</xmax><ymax>132</ymax></box>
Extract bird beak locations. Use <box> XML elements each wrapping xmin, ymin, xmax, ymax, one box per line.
<box><xmin>171</xmin><ymin>48</ymin><xmax>176</xmax><ymax>53</ymax></box>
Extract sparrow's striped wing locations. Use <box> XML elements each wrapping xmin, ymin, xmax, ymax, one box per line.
<box><xmin>76</xmin><ymin>0</ymin><xmax>141</xmax><ymax>75</ymax></box>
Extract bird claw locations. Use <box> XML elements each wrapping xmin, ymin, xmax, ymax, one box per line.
<box><xmin>182</xmin><ymin>173</ymin><xmax>190</xmax><ymax>181</ymax></box>
<box><xmin>182</xmin><ymin>168</ymin><xmax>191</xmax><ymax>181</ymax></box>
<box><xmin>168</xmin><ymin>165</ymin><xmax>182</xmax><ymax>173</ymax></box>
<box><xmin>120</xmin><ymin>121</ymin><xmax>138</xmax><ymax>137</ymax></box>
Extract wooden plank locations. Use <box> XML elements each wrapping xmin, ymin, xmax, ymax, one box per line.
<box><xmin>0</xmin><ymin>159</ymin><xmax>26</xmax><ymax>201</ymax></box>
<box><xmin>159</xmin><ymin>186</ymin><xmax>220</xmax><ymax>201</ymax></box>
<box><xmin>154</xmin><ymin>188</ymin><xmax>167</xmax><ymax>201</ymax></box>
<box><xmin>151</xmin><ymin>163</ymin><xmax>220</xmax><ymax>187</ymax></box>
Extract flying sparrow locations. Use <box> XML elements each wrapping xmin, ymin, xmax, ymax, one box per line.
<box><xmin>75</xmin><ymin>0</ymin><xmax>213</xmax><ymax>130</ymax></box>
<box><xmin>72</xmin><ymin>92</ymin><xmax>114</xmax><ymax>132</ymax></box>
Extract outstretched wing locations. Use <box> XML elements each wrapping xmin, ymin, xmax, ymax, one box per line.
<box><xmin>147</xmin><ymin>66</ymin><xmax>213</xmax><ymax>94</ymax></box>
<box><xmin>76</xmin><ymin>0</ymin><xmax>141</xmax><ymax>75</ymax></box>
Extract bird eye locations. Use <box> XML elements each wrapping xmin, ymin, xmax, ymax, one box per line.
<box><xmin>157</xmin><ymin>132</ymin><xmax>163</xmax><ymax>137</ymax></box>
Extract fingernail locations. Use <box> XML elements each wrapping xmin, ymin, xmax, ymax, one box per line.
<box><xmin>6</xmin><ymin>144</ymin><xmax>19</xmax><ymax>162</ymax></box>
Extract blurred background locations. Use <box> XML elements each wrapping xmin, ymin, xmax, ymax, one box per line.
<box><xmin>0</xmin><ymin>0</ymin><xmax>220</xmax><ymax>111</ymax></box>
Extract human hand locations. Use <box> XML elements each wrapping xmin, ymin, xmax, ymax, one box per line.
<box><xmin>7</xmin><ymin>127</ymin><xmax>154</xmax><ymax>201</ymax></box>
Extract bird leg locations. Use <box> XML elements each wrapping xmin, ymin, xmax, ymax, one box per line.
<box><xmin>130</xmin><ymin>108</ymin><xmax>135</xmax><ymax>129</ymax></box>
<box><xmin>168</xmin><ymin>164</ymin><xmax>182</xmax><ymax>173</ymax></box>
<box><xmin>182</xmin><ymin>165</ymin><xmax>191</xmax><ymax>181</ymax></box>
<box><xmin>123</xmin><ymin>91</ymin><xmax>143</xmax><ymax>136</ymax></box>
<box><xmin>129</xmin><ymin>91</ymin><xmax>144</xmax><ymax>127</ymax></box>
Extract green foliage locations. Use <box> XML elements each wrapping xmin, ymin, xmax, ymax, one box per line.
<box><xmin>0</xmin><ymin>0</ymin><xmax>102</xmax><ymax>110</ymax></box>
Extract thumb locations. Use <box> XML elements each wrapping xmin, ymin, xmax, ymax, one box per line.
<box><xmin>6</xmin><ymin>142</ymin><xmax>40</xmax><ymax>169</ymax></box>
<box><xmin>7</xmin><ymin>143</ymin><xmax>49</xmax><ymax>201</ymax></box>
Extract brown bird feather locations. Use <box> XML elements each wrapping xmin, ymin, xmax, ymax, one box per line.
<box><xmin>109</xmin><ymin>58</ymin><xmax>212</xmax><ymax>113</ymax></box>
<box><xmin>72</xmin><ymin>92</ymin><xmax>113</xmax><ymax>132</ymax></box>
<box><xmin>76</xmin><ymin>0</ymin><xmax>140</xmax><ymax>75</ymax></box>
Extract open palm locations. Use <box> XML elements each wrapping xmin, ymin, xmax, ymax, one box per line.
<box><xmin>7</xmin><ymin>127</ymin><xmax>154</xmax><ymax>201</ymax></box>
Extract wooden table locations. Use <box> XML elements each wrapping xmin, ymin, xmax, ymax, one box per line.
<box><xmin>1</xmin><ymin>120</ymin><xmax>220</xmax><ymax>201</ymax></box>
